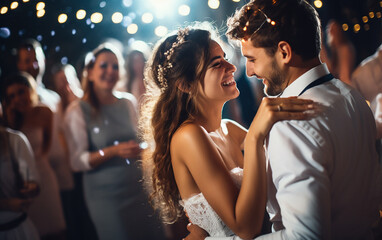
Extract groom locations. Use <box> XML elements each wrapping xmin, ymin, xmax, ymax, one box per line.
<box><xmin>186</xmin><ymin>0</ymin><xmax>381</xmax><ymax>239</ymax></box>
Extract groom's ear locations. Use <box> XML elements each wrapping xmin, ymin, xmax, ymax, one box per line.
<box><xmin>277</xmin><ymin>41</ymin><xmax>292</xmax><ymax>64</ymax></box>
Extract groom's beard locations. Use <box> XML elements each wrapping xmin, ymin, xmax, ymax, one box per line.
<box><xmin>264</xmin><ymin>59</ymin><xmax>286</xmax><ymax>97</ymax></box>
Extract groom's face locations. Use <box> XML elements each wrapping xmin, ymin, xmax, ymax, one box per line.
<box><xmin>241</xmin><ymin>40</ymin><xmax>285</xmax><ymax>96</ymax></box>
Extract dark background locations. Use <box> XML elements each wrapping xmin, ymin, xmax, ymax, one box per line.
<box><xmin>0</xmin><ymin>0</ymin><xmax>381</xmax><ymax>86</ymax></box>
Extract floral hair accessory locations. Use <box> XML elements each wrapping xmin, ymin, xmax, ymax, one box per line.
<box><xmin>157</xmin><ymin>28</ymin><xmax>189</xmax><ymax>89</ymax></box>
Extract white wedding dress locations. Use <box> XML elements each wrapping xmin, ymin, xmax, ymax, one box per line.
<box><xmin>181</xmin><ymin>167</ymin><xmax>243</xmax><ymax>237</ymax></box>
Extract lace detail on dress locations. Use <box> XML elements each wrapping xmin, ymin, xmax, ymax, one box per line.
<box><xmin>181</xmin><ymin>167</ymin><xmax>243</xmax><ymax>237</ymax></box>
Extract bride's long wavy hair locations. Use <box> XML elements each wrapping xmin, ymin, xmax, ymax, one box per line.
<box><xmin>140</xmin><ymin>23</ymin><xmax>219</xmax><ymax>223</ymax></box>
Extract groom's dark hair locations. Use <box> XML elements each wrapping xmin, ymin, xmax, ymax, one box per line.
<box><xmin>226</xmin><ymin>0</ymin><xmax>322</xmax><ymax>60</ymax></box>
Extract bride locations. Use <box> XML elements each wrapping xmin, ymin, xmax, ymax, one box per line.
<box><xmin>140</xmin><ymin>23</ymin><xmax>315</xmax><ymax>239</ymax></box>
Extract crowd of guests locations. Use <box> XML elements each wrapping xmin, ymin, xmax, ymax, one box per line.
<box><xmin>0</xmin><ymin>37</ymin><xmax>189</xmax><ymax>240</ymax></box>
<box><xmin>0</xmin><ymin>3</ymin><xmax>382</xmax><ymax>239</ymax></box>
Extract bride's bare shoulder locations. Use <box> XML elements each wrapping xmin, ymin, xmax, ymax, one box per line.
<box><xmin>171</xmin><ymin>122</ymin><xmax>207</xmax><ymax>146</ymax></box>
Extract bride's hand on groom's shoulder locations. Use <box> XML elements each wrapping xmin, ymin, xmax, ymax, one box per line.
<box><xmin>183</xmin><ymin>223</ymin><xmax>209</xmax><ymax>240</ymax></box>
<box><xmin>247</xmin><ymin>97</ymin><xmax>316</xmax><ymax>142</ymax></box>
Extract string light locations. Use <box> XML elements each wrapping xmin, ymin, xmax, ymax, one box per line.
<box><xmin>0</xmin><ymin>7</ymin><xmax>8</xmax><ymax>14</ymax></box>
<box><xmin>314</xmin><ymin>1</ymin><xmax>382</xmax><ymax>34</ymax></box>
<box><xmin>58</xmin><ymin>13</ymin><xmax>68</xmax><ymax>23</ymax></box>
<box><xmin>36</xmin><ymin>2</ymin><xmax>45</xmax><ymax>11</ymax></box>
<box><xmin>37</xmin><ymin>9</ymin><xmax>45</xmax><ymax>18</ymax></box>
<box><xmin>10</xmin><ymin>2</ymin><xmax>19</xmax><ymax>10</ymax></box>
<box><xmin>90</xmin><ymin>12</ymin><xmax>103</xmax><ymax>23</ymax></box>
<box><xmin>76</xmin><ymin>9</ymin><xmax>86</xmax><ymax>20</ymax></box>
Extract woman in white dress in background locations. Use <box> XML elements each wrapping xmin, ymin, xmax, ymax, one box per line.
<box><xmin>1</xmin><ymin>72</ymin><xmax>66</xmax><ymax>239</ymax></box>
<box><xmin>140</xmin><ymin>23</ymin><xmax>316</xmax><ymax>239</ymax></box>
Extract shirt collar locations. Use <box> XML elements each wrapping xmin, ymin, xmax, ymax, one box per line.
<box><xmin>280</xmin><ymin>63</ymin><xmax>330</xmax><ymax>97</ymax></box>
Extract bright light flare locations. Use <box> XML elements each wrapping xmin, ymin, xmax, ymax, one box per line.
<box><xmin>146</xmin><ymin>0</ymin><xmax>175</xmax><ymax>19</ymax></box>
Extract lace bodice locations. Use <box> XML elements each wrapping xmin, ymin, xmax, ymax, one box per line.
<box><xmin>181</xmin><ymin>167</ymin><xmax>243</xmax><ymax>237</ymax></box>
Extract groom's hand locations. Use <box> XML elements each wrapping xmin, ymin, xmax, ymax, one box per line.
<box><xmin>183</xmin><ymin>223</ymin><xmax>209</xmax><ymax>240</ymax></box>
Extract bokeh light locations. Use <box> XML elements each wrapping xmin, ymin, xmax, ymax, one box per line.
<box><xmin>37</xmin><ymin>9</ymin><xmax>45</xmax><ymax>18</ymax></box>
<box><xmin>91</xmin><ymin>12</ymin><xmax>103</xmax><ymax>24</ymax></box>
<box><xmin>155</xmin><ymin>25</ymin><xmax>168</xmax><ymax>37</ymax></box>
<box><xmin>112</xmin><ymin>12</ymin><xmax>123</xmax><ymax>24</ymax></box>
<box><xmin>342</xmin><ymin>23</ymin><xmax>349</xmax><ymax>31</ymax></box>
<box><xmin>127</xmin><ymin>23</ymin><xmax>138</xmax><ymax>34</ymax></box>
<box><xmin>0</xmin><ymin>27</ymin><xmax>11</xmax><ymax>38</ymax></box>
<box><xmin>314</xmin><ymin>0</ymin><xmax>323</xmax><ymax>8</ymax></box>
<box><xmin>10</xmin><ymin>2</ymin><xmax>19</xmax><ymax>10</ymax></box>
<box><xmin>36</xmin><ymin>2</ymin><xmax>45</xmax><ymax>11</ymax></box>
<box><xmin>178</xmin><ymin>5</ymin><xmax>190</xmax><ymax>16</ymax></box>
<box><xmin>58</xmin><ymin>13</ymin><xmax>68</xmax><ymax>23</ymax></box>
<box><xmin>76</xmin><ymin>9</ymin><xmax>86</xmax><ymax>20</ymax></box>
<box><xmin>208</xmin><ymin>0</ymin><xmax>220</xmax><ymax>9</ymax></box>
<box><xmin>1</xmin><ymin>7</ymin><xmax>8</xmax><ymax>15</ymax></box>
<box><xmin>141</xmin><ymin>12</ymin><xmax>153</xmax><ymax>23</ymax></box>
<box><xmin>353</xmin><ymin>24</ymin><xmax>361</xmax><ymax>33</ymax></box>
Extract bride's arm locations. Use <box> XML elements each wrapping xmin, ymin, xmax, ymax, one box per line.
<box><xmin>179</xmin><ymin>97</ymin><xmax>315</xmax><ymax>240</ymax></box>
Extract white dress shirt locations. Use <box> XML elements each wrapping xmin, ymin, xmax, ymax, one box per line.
<box><xmin>207</xmin><ymin>64</ymin><xmax>381</xmax><ymax>240</ymax></box>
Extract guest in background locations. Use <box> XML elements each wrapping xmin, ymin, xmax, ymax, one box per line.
<box><xmin>16</xmin><ymin>39</ymin><xmax>75</xmax><ymax>225</ymax></box>
<box><xmin>1</xmin><ymin>72</ymin><xmax>66</xmax><ymax>239</ymax></box>
<box><xmin>0</xmin><ymin>123</ymin><xmax>40</xmax><ymax>240</ymax></box>
<box><xmin>320</xmin><ymin>19</ymin><xmax>356</xmax><ymax>85</ymax></box>
<box><xmin>65</xmin><ymin>43</ymin><xmax>166</xmax><ymax>240</ymax></box>
<box><xmin>51</xmin><ymin>63</ymin><xmax>97</xmax><ymax>240</ymax></box>
<box><xmin>51</xmin><ymin>64</ymin><xmax>83</xmax><ymax>112</ymax></box>
<box><xmin>124</xmin><ymin>50</ymin><xmax>146</xmax><ymax>102</ymax></box>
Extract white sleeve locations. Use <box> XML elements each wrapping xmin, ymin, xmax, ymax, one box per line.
<box><xmin>205</xmin><ymin>237</ymin><xmax>236</xmax><ymax>240</ymax></box>
<box><xmin>259</xmin><ymin>121</ymin><xmax>331</xmax><ymax>240</ymax></box>
<box><xmin>8</xmin><ymin>129</ymin><xmax>40</xmax><ymax>183</ymax></box>
<box><xmin>371</xmin><ymin>93</ymin><xmax>382</xmax><ymax>139</ymax></box>
<box><xmin>64</xmin><ymin>101</ymin><xmax>91</xmax><ymax>171</ymax></box>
